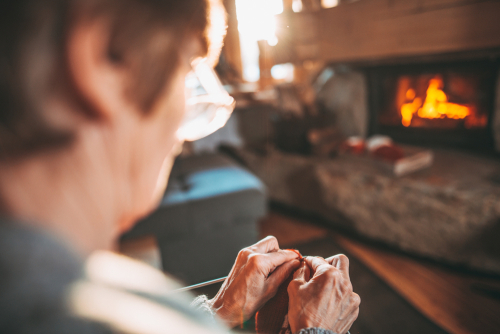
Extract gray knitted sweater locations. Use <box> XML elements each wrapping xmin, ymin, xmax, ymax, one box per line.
<box><xmin>0</xmin><ymin>220</ymin><xmax>335</xmax><ymax>334</ymax></box>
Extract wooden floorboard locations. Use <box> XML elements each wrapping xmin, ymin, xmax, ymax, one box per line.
<box><xmin>258</xmin><ymin>212</ymin><xmax>329</xmax><ymax>247</ymax></box>
<box><xmin>259</xmin><ymin>212</ymin><xmax>500</xmax><ymax>334</ymax></box>
<box><xmin>336</xmin><ymin>236</ymin><xmax>500</xmax><ymax>334</ymax></box>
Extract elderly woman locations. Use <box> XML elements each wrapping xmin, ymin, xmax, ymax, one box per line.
<box><xmin>0</xmin><ymin>0</ymin><xmax>360</xmax><ymax>333</ymax></box>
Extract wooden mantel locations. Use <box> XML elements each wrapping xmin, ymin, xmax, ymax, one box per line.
<box><xmin>274</xmin><ymin>0</ymin><xmax>500</xmax><ymax>64</ymax></box>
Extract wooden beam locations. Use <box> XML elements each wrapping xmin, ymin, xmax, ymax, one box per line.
<box><xmin>222</xmin><ymin>0</ymin><xmax>243</xmax><ymax>78</ymax></box>
<box><xmin>275</xmin><ymin>0</ymin><xmax>500</xmax><ymax>63</ymax></box>
<box><xmin>319</xmin><ymin>0</ymin><xmax>500</xmax><ymax>62</ymax></box>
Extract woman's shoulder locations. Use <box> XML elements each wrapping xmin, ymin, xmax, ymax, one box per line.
<box><xmin>0</xmin><ymin>218</ymin><xmax>84</xmax><ymax>276</ymax></box>
<box><xmin>0</xmin><ymin>219</ymin><xmax>230</xmax><ymax>333</ymax></box>
<box><xmin>70</xmin><ymin>251</ymin><xmax>230</xmax><ymax>334</ymax></box>
<box><xmin>0</xmin><ymin>218</ymin><xmax>111</xmax><ymax>333</ymax></box>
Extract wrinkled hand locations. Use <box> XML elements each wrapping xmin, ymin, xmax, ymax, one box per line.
<box><xmin>209</xmin><ymin>236</ymin><xmax>301</xmax><ymax>328</ymax></box>
<box><xmin>287</xmin><ymin>255</ymin><xmax>360</xmax><ymax>334</ymax></box>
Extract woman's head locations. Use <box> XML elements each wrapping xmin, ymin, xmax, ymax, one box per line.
<box><xmin>0</xmin><ymin>0</ymin><xmax>225</xmax><ymax>160</ymax></box>
<box><xmin>0</xmin><ymin>0</ymin><xmax>227</xmax><ymax>252</ymax></box>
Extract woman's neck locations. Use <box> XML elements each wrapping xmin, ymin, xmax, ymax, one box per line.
<box><xmin>0</xmin><ymin>132</ymin><xmax>126</xmax><ymax>256</ymax></box>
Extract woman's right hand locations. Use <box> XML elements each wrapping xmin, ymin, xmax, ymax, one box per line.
<box><xmin>209</xmin><ymin>236</ymin><xmax>300</xmax><ymax>328</ymax></box>
<box><xmin>287</xmin><ymin>255</ymin><xmax>360</xmax><ymax>334</ymax></box>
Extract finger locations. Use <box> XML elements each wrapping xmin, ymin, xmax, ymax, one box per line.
<box><xmin>304</xmin><ymin>256</ymin><xmax>329</xmax><ymax>274</ymax></box>
<box><xmin>292</xmin><ymin>261</ymin><xmax>311</xmax><ymax>284</ymax></box>
<box><xmin>251</xmin><ymin>236</ymin><xmax>280</xmax><ymax>253</ymax></box>
<box><xmin>326</xmin><ymin>255</ymin><xmax>338</xmax><ymax>266</ymax></box>
<box><xmin>326</xmin><ymin>254</ymin><xmax>350</xmax><ymax>280</ymax></box>
<box><xmin>286</xmin><ymin>249</ymin><xmax>303</xmax><ymax>260</ymax></box>
<box><xmin>266</xmin><ymin>259</ymin><xmax>301</xmax><ymax>291</ymax></box>
<box><xmin>264</xmin><ymin>249</ymin><xmax>300</xmax><ymax>271</ymax></box>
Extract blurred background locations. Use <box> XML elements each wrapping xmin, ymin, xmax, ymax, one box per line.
<box><xmin>120</xmin><ymin>1</ymin><xmax>500</xmax><ymax>333</ymax></box>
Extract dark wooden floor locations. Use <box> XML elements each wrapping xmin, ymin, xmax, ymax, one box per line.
<box><xmin>259</xmin><ymin>212</ymin><xmax>500</xmax><ymax>334</ymax></box>
<box><xmin>120</xmin><ymin>211</ymin><xmax>500</xmax><ymax>334</ymax></box>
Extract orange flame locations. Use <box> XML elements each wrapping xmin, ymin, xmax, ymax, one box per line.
<box><xmin>400</xmin><ymin>77</ymin><xmax>471</xmax><ymax>127</ymax></box>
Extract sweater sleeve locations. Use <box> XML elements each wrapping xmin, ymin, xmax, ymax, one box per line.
<box><xmin>191</xmin><ymin>295</ymin><xmax>343</xmax><ymax>334</ymax></box>
<box><xmin>294</xmin><ymin>328</ymin><xmax>339</xmax><ymax>334</ymax></box>
<box><xmin>191</xmin><ymin>295</ymin><xmax>217</xmax><ymax>322</ymax></box>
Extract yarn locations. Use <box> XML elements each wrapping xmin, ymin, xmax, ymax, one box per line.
<box><xmin>255</xmin><ymin>250</ymin><xmax>303</xmax><ymax>334</ymax></box>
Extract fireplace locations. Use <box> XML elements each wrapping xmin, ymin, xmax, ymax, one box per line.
<box><xmin>235</xmin><ymin>0</ymin><xmax>500</xmax><ymax>276</ymax></box>
<box><xmin>367</xmin><ymin>59</ymin><xmax>499</xmax><ymax>152</ymax></box>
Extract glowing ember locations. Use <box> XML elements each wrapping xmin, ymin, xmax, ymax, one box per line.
<box><xmin>400</xmin><ymin>77</ymin><xmax>471</xmax><ymax>127</ymax></box>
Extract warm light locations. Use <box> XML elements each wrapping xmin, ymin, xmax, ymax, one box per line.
<box><xmin>400</xmin><ymin>77</ymin><xmax>471</xmax><ymax>127</ymax></box>
<box><xmin>321</xmin><ymin>0</ymin><xmax>339</xmax><ymax>8</ymax></box>
<box><xmin>406</xmin><ymin>88</ymin><xmax>416</xmax><ymax>100</ymax></box>
<box><xmin>236</xmin><ymin>0</ymin><xmax>283</xmax><ymax>81</ymax></box>
<box><xmin>271</xmin><ymin>63</ymin><xmax>295</xmax><ymax>82</ymax></box>
<box><xmin>401</xmin><ymin>97</ymin><xmax>422</xmax><ymax>127</ymax></box>
<box><xmin>292</xmin><ymin>0</ymin><xmax>303</xmax><ymax>12</ymax></box>
<box><xmin>267</xmin><ymin>36</ymin><xmax>278</xmax><ymax>47</ymax></box>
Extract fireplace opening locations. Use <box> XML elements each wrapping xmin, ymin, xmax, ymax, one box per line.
<box><xmin>367</xmin><ymin>60</ymin><xmax>499</xmax><ymax>152</ymax></box>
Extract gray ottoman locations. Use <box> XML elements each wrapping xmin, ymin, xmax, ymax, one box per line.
<box><xmin>123</xmin><ymin>153</ymin><xmax>266</xmax><ymax>285</ymax></box>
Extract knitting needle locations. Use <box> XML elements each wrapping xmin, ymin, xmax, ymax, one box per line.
<box><xmin>173</xmin><ymin>276</ymin><xmax>228</xmax><ymax>293</ymax></box>
<box><xmin>173</xmin><ymin>250</ymin><xmax>301</xmax><ymax>294</ymax></box>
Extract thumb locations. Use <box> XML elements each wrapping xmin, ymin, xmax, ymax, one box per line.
<box><xmin>267</xmin><ymin>259</ymin><xmax>301</xmax><ymax>292</ymax></box>
<box><xmin>292</xmin><ymin>261</ymin><xmax>311</xmax><ymax>284</ymax></box>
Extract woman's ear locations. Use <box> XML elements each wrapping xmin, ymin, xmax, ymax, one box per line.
<box><xmin>66</xmin><ymin>18</ymin><xmax>128</xmax><ymax>121</ymax></box>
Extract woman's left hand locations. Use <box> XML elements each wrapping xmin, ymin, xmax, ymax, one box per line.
<box><xmin>209</xmin><ymin>236</ymin><xmax>301</xmax><ymax>328</ymax></box>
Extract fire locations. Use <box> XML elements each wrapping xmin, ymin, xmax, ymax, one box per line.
<box><xmin>400</xmin><ymin>77</ymin><xmax>471</xmax><ymax>127</ymax></box>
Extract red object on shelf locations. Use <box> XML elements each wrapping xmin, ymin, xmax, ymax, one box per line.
<box><xmin>372</xmin><ymin>145</ymin><xmax>405</xmax><ymax>162</ymax></box>
<box><xmin>341</xmin><ymin>137</ymin><xmax>366</xmax><ymax>155</ymax></box>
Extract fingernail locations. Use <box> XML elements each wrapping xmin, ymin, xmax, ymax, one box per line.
<box><xmin>285</xmin><ymin>249</ymin><xmax>303</xmax><ymax>260</ymax></box>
